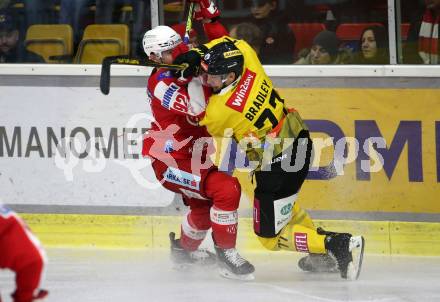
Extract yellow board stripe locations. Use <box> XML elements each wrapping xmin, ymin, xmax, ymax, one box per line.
<box><xmin>21</xmin><ymin>214</ymin><xmax>440</xmax><ymax>255</ymax></box>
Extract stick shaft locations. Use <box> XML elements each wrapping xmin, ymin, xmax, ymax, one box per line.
<box><xmin>100</xmin><ymin>56</ymin><xmax>187</xmax><ymax>95</ymax></box>
<box><xmin>184</xmin><ymin>2</ymin><xmax>195</xmax><ymax>44</ymax></box>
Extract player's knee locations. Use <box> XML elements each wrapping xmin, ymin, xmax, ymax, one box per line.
<box><xmin>206</xmin><ymin>172</ymin><xmax>241</xmax><ymax>211</ymax></box>
<box><xmin>225</xmin><ymin>176</ymin><xmax>241</xmax><ymax>206</ymax></box>
<box><xmin>192</xmin><ymin>217</ymin><xmax>211</xmax><ymax>231</ymax></box>
<box><xmin>218</xmin><ymin>176</ymin><xmax>241</xmax><ymax>211</ymax></box>
<box><xmin>188</xmin><ymin>207</ymin><xmax>211</xmax><ymax>230</ymax></box>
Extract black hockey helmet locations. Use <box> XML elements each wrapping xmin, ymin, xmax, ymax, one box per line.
<box><xmin>201</xmin><ymin>41</ymin><xmax>244</xmax><ymax>77</ymax></box>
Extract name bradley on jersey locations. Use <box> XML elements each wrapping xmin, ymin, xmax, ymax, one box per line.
<box><xmin>245</xmin><ymin>79</ymin><xmax>271</xmax><ymax>122</ymax></box>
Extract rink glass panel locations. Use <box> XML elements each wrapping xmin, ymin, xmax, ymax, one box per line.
<box><xmin>1</xmin><ymin>0</ymin><xmax>430</xmax><ymax>65</ymax></box>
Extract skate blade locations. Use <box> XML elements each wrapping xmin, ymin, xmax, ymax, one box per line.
<box><xmin>311</xmin><ymin>255</ymin><xmax>338</xmax><ymax>273</ymax></box>
<box><xmin>347</xmin><ymin>236</ymin><xmax>365</xmax><ymax>281</ymax></box>
<box><xmin>298</xmin><ymin>255</ymin><xmax>339</xmax><ymax>273</ymax></box>
<box><xmin>218</xmin><ymin>267</ymin><xmax>255</xmax><ymax>281</ymax></box>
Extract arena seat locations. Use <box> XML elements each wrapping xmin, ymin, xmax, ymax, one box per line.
<box><xmin>75</xmin><ymin>24</ymin><xmax>130</xmax><ymax>64</ymax></box>
<box><xmin>25</xmin><ymin>24</ymin><xmax>73</xmax><ymax>63</ymax></box>
<box><xmin>336</xmin><ymin>23</ymin><xmax>384</xmax><ymax>41</ymax></box>
<box><xmin>336</xmin><ymin>23</ymin><xmax>384</xmax><ymax>51</ymax></box>
<box><xmin>288</xmin><ymin>23</ymin><xmax>326</xmax><ymax>57</ymax></box>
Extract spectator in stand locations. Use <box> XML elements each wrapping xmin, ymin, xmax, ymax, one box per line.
<box><xmin>95</xmin><ymin>0</ymin><xmax>151</xmax><ymax>56</ymax></box>
<box><xmin>59</xmin><ymin>0</ymin><xmax>151</xmax><ymax>55</ymax></box>
<box><xmin>403</xmin><ymin>0</ymin><xmax>440</xmax><ymax>64</ymax></box>
<box><xmin>285</xmin><ymin>0</ymin><xmax>315</xmax><ymax>23</ymax></box>
<box><xmin>59</xmin><ymin>0</ymin><xmax>93</xmax><ymax>44</ymax></box>
<box><xmin>401</xmin><ymin>0</ymin><xmax>426</xmax><ymax>24</ymax></box>
<box><xmin>354</xmin><ymin>25</ymin><xmax>389</xmax><ymax>64</ymax></box>
<box><xmin>229</xmin><ymin>22</ymin><xmax>264</xmax><ymax>55</ymax></box>
<box><xmin>295</xmin><ymin>30</ymin><xmax>352</xmax><ymax>64</ymax></box>
<box><xmin>23</xmin><ymin>0</ymin><xmax>57</xmax><ymax>27</ymax></box>
<box><xmin>246</xmin><ymin>0</ymin><xmax>296</xmax><ymax>64</ymax></box>
<box><xmin>0</xmin><ymin>10</ymin><xmax>44</xmax><ymax>63</ymax></box>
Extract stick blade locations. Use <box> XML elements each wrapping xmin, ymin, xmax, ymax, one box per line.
<box><xmin>100</xmin><ymin>55</ymin><xmax>131</xmax><ymax>95</ymax></box>
<box><xmin>100</xmin><ymin>56</ymin><xmax>114</xmax><ymax>95</ymax></box>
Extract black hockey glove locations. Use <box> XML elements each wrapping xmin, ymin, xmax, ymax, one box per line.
<box><xmin>173</xmin><ymin>46</ymin><xmax>208</xmax><ymax>78</ymax></box>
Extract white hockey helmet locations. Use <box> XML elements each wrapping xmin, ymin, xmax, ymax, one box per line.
<box><xmin>142</xmin><ymin>25</ymin><xmax>182</xmax><ymax>58</ymax></box>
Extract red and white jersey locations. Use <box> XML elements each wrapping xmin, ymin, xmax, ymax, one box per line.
<box><xmin>142</xmin><ymin>20</ymin><xmax>228</xmax><ymax>161</ymax></box>
<box><xmin>142</xmin><ymin>70</ymin><xmax>212</xmax><ymax>160</ymax></box>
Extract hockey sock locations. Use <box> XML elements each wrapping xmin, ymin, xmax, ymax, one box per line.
<box><xmin>180</xmin><ymin>213</ymin><xmax>209</xmax><ymax>251</ymax></box>
<box><xmin>210</xmin><ymin>207</ymin><xmax>238</xmax><ymax>249</ymax></box>
<box><xmin>277</xmin><ymin>223</ymin><xmax>327</xmax><ymax>253</ymax></box>
<box><xmin>257</xmin><ymin>204</ymin><xmax>326</xmax><ymax>253</ymax></box>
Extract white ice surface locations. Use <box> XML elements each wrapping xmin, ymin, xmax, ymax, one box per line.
<box><xmin>1</xmin><ymin>248</ymin><xmax>440</xmax><ymax>302</ymax></box>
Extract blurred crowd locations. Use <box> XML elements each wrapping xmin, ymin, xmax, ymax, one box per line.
<box><xmin>0</xmin><ymin>0</ymin><xmax>438</xmax><ymax>64</ymax></box>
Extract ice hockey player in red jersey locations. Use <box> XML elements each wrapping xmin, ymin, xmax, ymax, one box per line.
<box><xmin>141</xmin><ymin>0</ymin><xmax>255</xmax><ymax>280</ymax></box>
<box><xmin>0</xmin><ymin>204</ymin><xmax>48</xmax><ymax>302</ymax></box>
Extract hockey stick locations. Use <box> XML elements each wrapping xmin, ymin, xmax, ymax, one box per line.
<box><xmin>183</xmin><ymin>2</ymin><xmax>195</xmax><ymax>44</ymax></box>
<box><xmin>99</xmin><ymin>55</ymin><xmax>187</xmax><ymax>95</ymax></box>
<box><xmin>100</xmin><ymin>2</ymin><xmax>194</xmax><ymax>95</ymax></box>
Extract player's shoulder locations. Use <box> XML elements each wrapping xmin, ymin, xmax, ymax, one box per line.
<box><xmin>149</xmin><ymin>69</ymin><xmax>175</xmax><ymax>81</ymax></box>
<box><xmin>148</xmin><ymin>69</ymin><xmax>180</xmax><ymax>95</ymax></box>
<box><xmin>148</xmin><ymin>69</ymin><xmax>176</xmax><ymax>86</ymax></box>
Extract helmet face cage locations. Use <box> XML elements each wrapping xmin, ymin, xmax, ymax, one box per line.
<box><xmin>208</xmin><ymin>73</ymin><xmax>229</xmax><ymax>85</ymax></box>
<box><xmin>142</xmin><ymin>26</ymin><xmax>182</xmax><ymax>58</ymax></box>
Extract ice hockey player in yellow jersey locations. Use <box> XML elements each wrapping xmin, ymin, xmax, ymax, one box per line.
<box><xmin>173</xmin><ymin>36</ymin><xmax>365</xmax><ymax>280</ymax></box>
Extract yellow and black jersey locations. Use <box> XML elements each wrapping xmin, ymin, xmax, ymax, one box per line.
<box><xmin>199</xmin><ymin>36</ymin><xmax>286</xmax><ymax>143</ymax></box>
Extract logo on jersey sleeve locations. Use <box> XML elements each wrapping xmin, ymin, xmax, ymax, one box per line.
<box><xmin>226</xmin><ymin>69</ymin><xmax>256</xmax><ymax>113</ymax></box>
<box><xmin>158</xmin><ymin>70</ymin><xmax>173</xmax><ymax>80</ymax></box>
<box><xmin>155</xmin><ymin>82</ymin><xmax>189</xmax><ymax>113</ymax></box>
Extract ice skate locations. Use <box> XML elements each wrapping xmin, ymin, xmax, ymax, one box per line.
<box><xmin>169</xmin><ymin>232</ymin><xmax>216</xmax><ymax>270</ymax></box>
<box><xmin>213</xmin><ymin>244</ymin><xmax>255</xmax><ymax>281</ymax></box>
<box><xmin>325</xmin><ymin>233</ymin><xmax>365</xmax><ymax>280</ymax></box>
<box><xmin>298</xmin><ymin>253</ymin><xmax>339</xmax><ymax>273</ymax></box>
